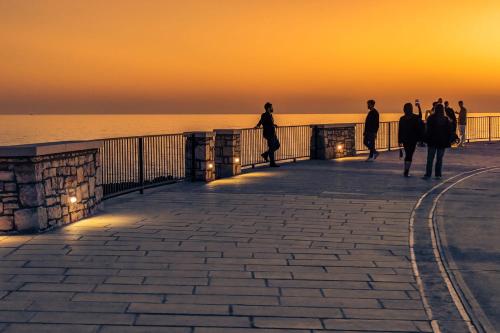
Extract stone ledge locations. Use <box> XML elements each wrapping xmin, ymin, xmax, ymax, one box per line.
<box><xmin>214</xmin><ymin>129</ymin><xmax>242</xmax><ymax>134</ymax></box>
<box><xmin>183</xmin><ymin>132</ymin><xmax>215</xmax><ymax>138</ymax></box>
<box><xmin>310</xmin><ymin>123</ymin><xmax>356</xmax><ymax>128</ymax></box>
<box><xmin>0</xmin><ymin>141</ymin><xmax>102</xmax><ymax>157</ymax></box>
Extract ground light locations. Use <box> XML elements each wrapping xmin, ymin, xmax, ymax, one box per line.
<box><xmin>69</xmin><ymin>196</ymin><xmax>77</xmax><ymax>203</ymax></box>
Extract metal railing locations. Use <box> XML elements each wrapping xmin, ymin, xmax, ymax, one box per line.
<box><xmin>240</xmin><ymin>125</ymin><xmax>312</xmax><ymax>167</ymax></box>
<box><xmin>101</xmin><ymin>134</ymin><xmax>185</xmax><ymax>199</ymax></box>
<box><xmin>355</xmin><ymin>121</ymin><xmax>400</xmax><ymax>152</ymax></box>
<box><xmin>98</xmin><ymin>115</ymin><xmax>499</xmax><ymax>199</ymax></box>
<box><xmin>466</xmin><ymin>116</ymin><xmax>500</xmax><ymax>142</ymax></box>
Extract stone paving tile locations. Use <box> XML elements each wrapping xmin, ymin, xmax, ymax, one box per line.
<box><xmin>3</xmin><ymin>146</ymin><xmax>498</xmax><ymax>332</ymax></box>
<box><xmin>2</xmin><ymin>324</ymin><xmax>99</xmax><ymax>333</ymax></box>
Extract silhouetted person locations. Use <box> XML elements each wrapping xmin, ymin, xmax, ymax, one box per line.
<box><xmin>425</xmin><ymin>102</ymin><xmax>437</xmax><ymax>121</ymax></box>
<box><xmin>423</xmin><ymin>104</ymin><xmax>452</xmax><ymax>179</ymax></box>
<box><xmin>255</xmin><ymin>102</ymin><xmax>280</xmax><ymax>167</ymax></box>
<box><xmin>415</xmin><ymin>99</ymin><xmax>426</xmax><ymax>147</ymax></box>
<box><xmin>399</xmin><ymin>103</ymin><xmax>424</xmax><ymax>177</ymax></box>
<box><xmin>363</xmin><ymin>99</ymin><xmax>379</xmax><ymax>161</ymax></box>
<box><xmin>444</xmin><ymin>101</ymin><xmax>458</xmax><ymax>144</ymax></box>
<box><xmin>456</xmin><ymin>101</ymin><xmax>467</xmax><ymax>147</ymax></box>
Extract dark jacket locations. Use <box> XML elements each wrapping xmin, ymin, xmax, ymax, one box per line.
<box><xmin>398</xmin><ymin>113</ymin><xmax>423</xmax><ymax>144</ymax></box>
<box><xmin>364</xmin><ymin>109</ymin><xmax>379</xmax><ymax>134</ymax></box>
<box><xmin>445</xmin><ymin>107</ymin><xmax>457</xmax><ymax>124</ymax></box>
<box><xmin>425</xmin><ymin>113</ymin><xmax>452</xmax><ymax>148</ymax></box>
<box><xmin>257</xmin><ymin>112</ymin><xmax>276</xmax><ymax>139</ymax></box>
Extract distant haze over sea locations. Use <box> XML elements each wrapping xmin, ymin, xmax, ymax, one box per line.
<box><xmin>0</xmin><ymin>112</ymin><xmax>496</xmax><ymax>146</ymax></box>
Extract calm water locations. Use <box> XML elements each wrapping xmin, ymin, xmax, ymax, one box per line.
<box><xmin>0</xmin><ymin>113</ymin><xmax>495</xmax><ymax>146</ymax></box>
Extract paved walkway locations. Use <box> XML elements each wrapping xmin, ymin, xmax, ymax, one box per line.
<box><xmin>0</xmin><ymin>143</ymin><xmax>499</xmax><ymax>333</ymax></box>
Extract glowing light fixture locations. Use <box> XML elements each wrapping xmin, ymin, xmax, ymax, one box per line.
<box><xmin>69</xmin><ymin>196</ymin><xmax>77</xmax><ymax>203</ymax></box>
<box><xmin>208</xmin><ymin>163</ymin><xmax>214</xmax><ymax>169</ymax></box>
<box><xmin>336</xmin><ymin>144</ymin><xmax>344</xmax><ymax>151</ymax></box>
<box><xmin>234</xmin><ymin>157</ymin><xmax>240</xmax><ymax>163</ymax></box>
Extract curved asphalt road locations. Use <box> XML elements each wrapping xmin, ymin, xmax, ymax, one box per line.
<box><xmin>435</xmin><ymin>168</ymin><xmax>500</xmax><ymax>332</ymax></box>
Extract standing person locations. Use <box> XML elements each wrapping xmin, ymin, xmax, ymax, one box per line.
<box><xmin>399</xmin><ymin>103</ymin><xmax>423</xmax><ymax>177</ymax></box>
<box><xmin>444</xmin><ymin>101</ymin><xmax>458</xmax><ymax>144</ymax></box>
<box><xmin>456</xmin><ymin>101</ymin><xmax>468</xmax><ymax>147</ymax></box>
<box><xmin>255</xmin><ymin>102</ymin><xmax>280</xmax><ymax>167</ymax></box>
<box><xmin>363</xmin><ymin>99</ymin><xmax>380</xmax><ymax>161</ymax></box>
<box><xmin>423</xmin><ymin>104</ymin><xmax>452</xmax><ymax>179</ymax></box>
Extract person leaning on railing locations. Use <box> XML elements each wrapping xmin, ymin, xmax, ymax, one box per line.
<box><xmin>255</xmin><ymin>102</ymin><xmax>280</xmax><ymax>167</ymax></box>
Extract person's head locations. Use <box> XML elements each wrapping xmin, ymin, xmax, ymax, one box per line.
<box><xmin>403</xmin><ymin>102</ymin><xmax>413</xmax><ymax>115</ymax></box>
<box><xmin>434</xmin><ymin>103</ymin><xmax>444</xmax><ymax>116</ymax></box>
<box><xmin>367</xmin><ymin>99</ymin><xmax>376</xmax><ymax>110</ymax></box>
<box><xmin>437</xmin><ymin>97</ymin><xmax>443</xmax><ymax>104</ymax></box>
<box><xmin>444</xmin><ymin>101</ymin><xmax>449</xmax><ymax>107</ymax></box>
<box><xmin>459</xmin><ymin>101</ymin><xmax>464</xmax><ymax>107</ymax></box>
<box><xmin>264</xmin><ymin>102</ymin><xmax>273</xmax><ymax>113</ymax></box>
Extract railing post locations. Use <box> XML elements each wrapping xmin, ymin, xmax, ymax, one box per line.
<box><xmin>184</xmin><ymin>132</ymin><xmax>215</xmax><ymax>182</ymax></box>
<box><xmin>138</xmin><ymin>137</ymin><xmax>144</xmax><ymax>194</ymax></box>
<box><xmin>387</xmin><ymin>122</ymin><xmax>391</xmax><ymax>151</ymax></box>
<box><xmin>489</xmin><ymin>116</ymin><xmax>492</xmax><ymax>142</ymax></box>
<box><xmin>310</xmin><ymin>124</ymin><xmax>356</xmax><ymax>159</ymax></box>
<box><xmin>214</xmin><ymin>129</ymin><xmax>241</xmax><ymax>179</ymax></box>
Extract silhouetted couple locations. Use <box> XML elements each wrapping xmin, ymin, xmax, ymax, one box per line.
<box><xmin>255</xmin><ymin>102</ymin><xmax>280</xmax><ymax>167</ymax></box>
<box><xmin>398</xmin><ymin>102</ymin><xmax>452</xmax><ymax>178</ymax></box>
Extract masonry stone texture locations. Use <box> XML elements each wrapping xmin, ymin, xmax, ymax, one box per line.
<box><xmin>185</xmin><ymin>132</ymin><xmax>216</xmax><ymax>182</ymax></box>
<box><xmin>0</xmin><ymin>143</ymin><xmax>103</xmax><ymax>233</ymax></box>
<box><xmin>311</xmin><ymin>124</ymin><xmax>356</xmax><ymax>159</ymax></box>
<box><xmin>215</xmin><ymin>129</ymin><xmax>242</xmax><ymax>179</ymax></box>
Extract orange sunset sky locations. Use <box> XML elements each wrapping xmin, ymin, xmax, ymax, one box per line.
<box><xmin>1</xmin><ymin>0</ymin><xmax>500</xmax><ymax>114</ymax></box>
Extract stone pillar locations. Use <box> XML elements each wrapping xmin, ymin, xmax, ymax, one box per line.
<box><xmin>311</xmin><ymin>124</ymin><xmax>356</xmax><ymax>159</ymax></box>
<box><xmin>0</xmin><ymin>141</ymin><xmax>103</xmax><ymax>233</ymax></box>
<box><xmin>214</xmin><ymin>129</ymin><xmax>241</xmax><ymax>179</ymax></box>
<box><xmin>184</xmin><ymin>132</ymin><xmax>215</xmax><ymax>182</ymax></box>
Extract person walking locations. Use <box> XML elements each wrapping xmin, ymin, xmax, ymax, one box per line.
<box><xmin>456</xmin><ymin>101</ymin><xmax>468</xmax><ymax>147</ymax></box>
<box><xmin>255</xmin><ymin>102</ymin><xmax>280</xmax><ymax>167</ymax></box>
<box><xmin>363</xmin><ymin>99</ymin><xmax>380</xmax><ymax>161</ymax></box>
<box><xmin>398</xmin><ymin>103</ymin><xmax>424</xmax><ymax>177</ymax></box>
<box><xmin>423</xmin><ymin>104</ymin><xmax>452</xmax><ymax>179</ymax></box>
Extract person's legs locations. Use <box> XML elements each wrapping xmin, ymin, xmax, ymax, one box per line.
<box><xmin>404</xmin><ymin>142</ymin><xmax>416</xmax><ymax>177</ymax></box>
<box><xmin>435</xmin><ymin>148</ymin><xmax>445</xmax><ymax>177</ymax></box>
<box><xmin>267</xmin><ymin>137</ymin><xmax>279</xmax><ymax>167</ymax></box>
<box><xmin>459</xmin><ymin>125</ymin><xmax>466</xmax><ymax>146</ymax></box>
<box><xmin>372</xmin><ymin>133</ymin><xmax>379</xmax><ymax>159</ymax></box>
<box><xmin>364</xmin><ymin>134</ymin><xmax>373</xmax><ymax>158</ymax></box>
<box><xmin>425</xmin><ymin>146</ymin><xmax>436</xmax><ymax>177</ymax></box>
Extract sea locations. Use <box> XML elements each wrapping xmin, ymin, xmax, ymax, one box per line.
<box><xmin>0</xmin><ymin>112</ymin><xmax>495</xmax><ymax>146</ymax></box>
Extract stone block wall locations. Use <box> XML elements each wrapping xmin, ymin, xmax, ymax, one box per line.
<box><xmin>311</xmin><ymin>124</ymin><xmax>356</xmax><ymax>159</ymax></box>
<box><xmin>185</xmin><ymin>132</ymin><xmax>215</xmax><ymax>182</ymax></box>
<box><xmin>215</xmin><ymin>130</ymin><xmax>241</xmax><ymax>178</ymax></box>
<box><xmin>0</xmin><ymin>143</ymin><xmax>103</xmax><ymax>233</ymax></box>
